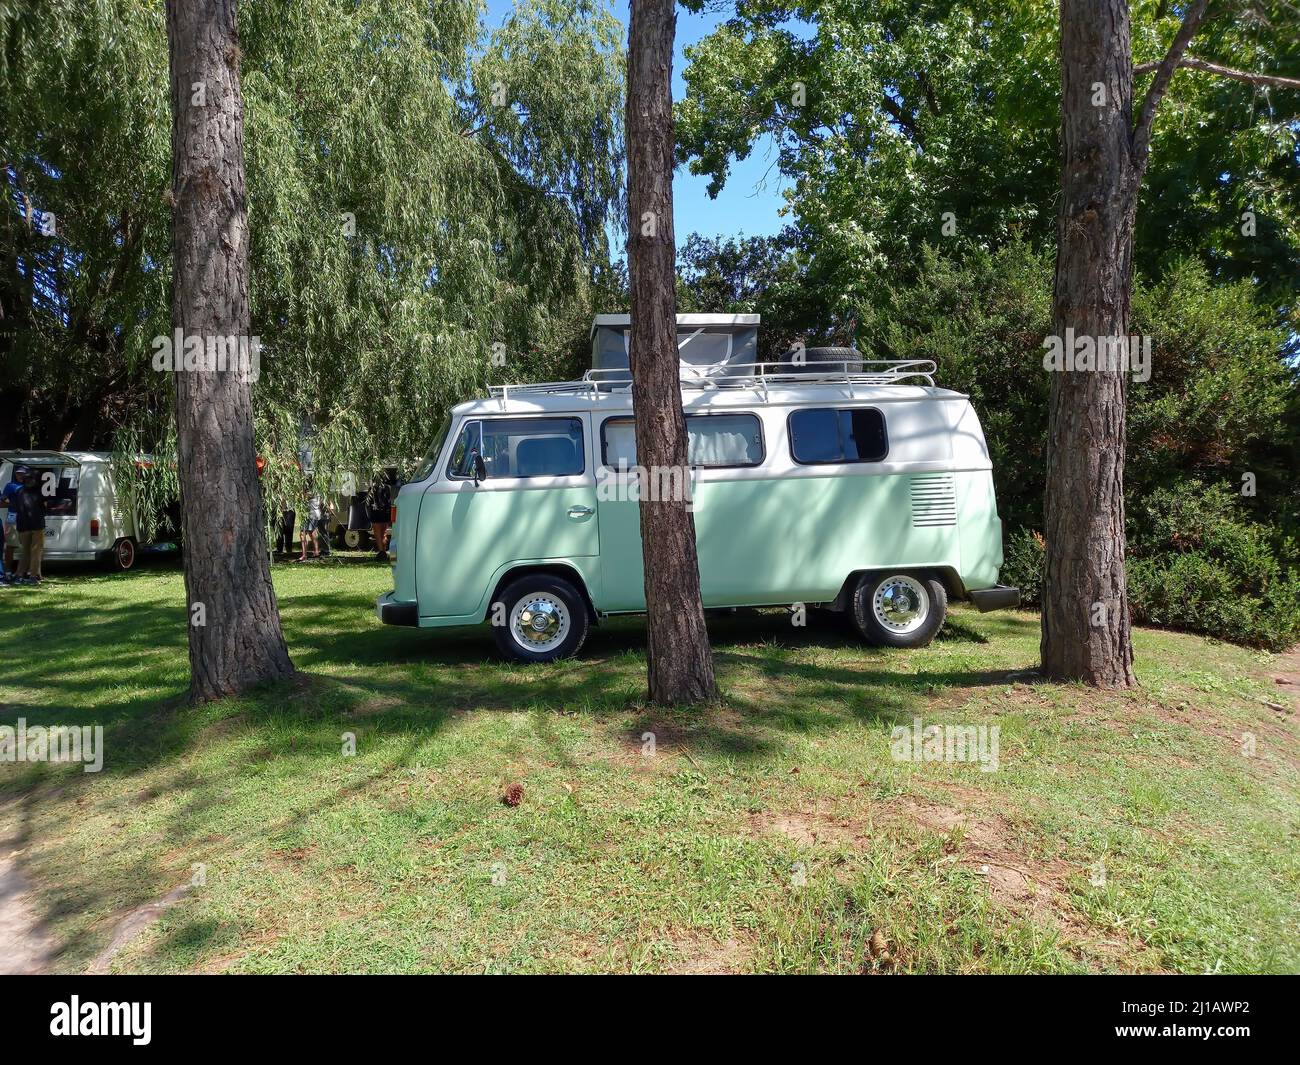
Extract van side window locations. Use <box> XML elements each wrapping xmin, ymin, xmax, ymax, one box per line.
<box><xmin>601</xmin><ymin>414</ymin><xmax>764</xmax><ymax>468</ymax></box>
<box><xmin>448</xmin><ymin>417</ymin><xmax>585</xmax><ymax>479</ymax></box>
<box><xmin>788</xmin><ymin>408</ymin><xmax>888</xmax><ymax>464</ymax></box>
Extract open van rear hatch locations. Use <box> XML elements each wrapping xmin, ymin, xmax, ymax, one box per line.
<box><xmin>1</xmin><ymin>451</ymin><xmax>83</xmax><ymax>517</ymax></box>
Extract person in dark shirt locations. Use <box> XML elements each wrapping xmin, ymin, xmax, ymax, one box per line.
<box><xmin>366</xmin><ymin>469</ymin><xmax>395</xmax><ymax>561</ymax></box>
<box><xmin>12</xmin><ymin>473</ymin><xmax>49</xmax><ymax>585</ymax></box>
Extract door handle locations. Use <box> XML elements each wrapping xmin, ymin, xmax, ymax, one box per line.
<box><xmin>568</xmin><ymin>505</ymin><xmax>594</xmax><ymax>518</ymax></box>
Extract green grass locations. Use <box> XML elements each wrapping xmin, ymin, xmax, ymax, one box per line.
<box><xmin>1</xmin><ymin>557</ymin><xmax>1297</xmax><ymax>973</ymax></box>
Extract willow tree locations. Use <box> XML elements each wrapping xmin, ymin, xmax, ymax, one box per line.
<box><xmin>2</xmin><ymin>0</ymin><xmax>625</xmax><ymax>521</ymax></box>
<box><xmin>626</xmin><ymin>0</ymin><xmax>717</xmax><ymax>704</ymax></box>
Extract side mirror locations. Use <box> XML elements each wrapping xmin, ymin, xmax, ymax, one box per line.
<box><xmin>471</xmin><ymin>451</ymin><xmax>487</xmax><ymax>486</ymax></box>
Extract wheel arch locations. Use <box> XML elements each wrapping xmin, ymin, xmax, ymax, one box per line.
<box><xmin>487</xmin><ymin>563</ymin><xmax>599</xmax><ymax>624</ymax></box>
<box><xmin>829</xmin><ymin>566</ymin><xmax>965</xmax><ymax>611</ymax></box>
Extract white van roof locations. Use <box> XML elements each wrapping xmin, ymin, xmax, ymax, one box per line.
<box><xmin>0</xmin><ymin>451</ymin><xmax>154</xmax><ymax>468</ymax></box>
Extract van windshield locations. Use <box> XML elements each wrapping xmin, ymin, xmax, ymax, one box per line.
<box><xmin>409</xmin><ymin>418</ymin><xmax>451</xmax><ymax>483</ymax></box>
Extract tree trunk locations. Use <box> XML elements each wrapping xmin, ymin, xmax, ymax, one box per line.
<box><xmin>1040</xmin><ymin>0</ymin><xmax>1138</xmax><ymax>687</ymax></box>
<box><xmin>165</xmin><ymin>0</ymin><xmax>294</xmax><ymax>703</ymax></box>
<box><xmin>625</xmin><ymin>0</ymin><xmax>717</xmax><ymax>705</ymax></box>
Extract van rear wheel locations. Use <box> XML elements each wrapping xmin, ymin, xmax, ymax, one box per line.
<box><xmin>104</xmin><ymin>537</ymin><xmax>137</xmax><ymax>572</ymax></box>
<box><xmin>850</xmin><ymin>572</ymin><xmax>946</xmax><ymax>648</ymax></box>
<box><xmin>492</xmin><ymin>575</ymin><xmax>589</xmax><ymax>663</ymax></box>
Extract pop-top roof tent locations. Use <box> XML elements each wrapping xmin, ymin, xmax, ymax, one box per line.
<box><xmin>590</xmin><ymin>313</ymin><xmax>760</xmax><ymax>377</ymax></box>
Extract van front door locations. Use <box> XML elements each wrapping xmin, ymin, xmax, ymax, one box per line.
<box><xmin>414</xmin><ymin>414</ymin><xmax>599</xmax><ymax>619</ymax></box>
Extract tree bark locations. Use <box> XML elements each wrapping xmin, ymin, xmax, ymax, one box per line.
<box><xmin>165</xmin><ymin>0</ymin><xmax>294</xmax><ymax>703</ymax></box>
<box><xmin>626</xmin><ymin>0</ymin><xmax>718</xmax><ymax>705</ymax></box>
<box><xmin>1041</xmin><ymin>0</ymin><xmax>1140</xmax><ymax>687</ymax></box>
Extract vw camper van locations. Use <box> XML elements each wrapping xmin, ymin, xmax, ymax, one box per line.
<box><xmin>0</xmin><ymin>451</ymin><xmax>162</xmax><ymax>571</ymax></box>
<box><xmin>375</xmin><ymin>315</ymin><xmax>1019</xmax><ymax>662</ymax></box>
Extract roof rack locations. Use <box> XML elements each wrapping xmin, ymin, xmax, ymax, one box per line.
<box><xmin>487</xmin><ymin>359</ymin><xmax>937</xmax><ymax>406</ymax></box>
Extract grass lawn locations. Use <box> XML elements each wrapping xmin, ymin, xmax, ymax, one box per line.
<box><xmin>1</xmin><ymin>557</ymin><xmax>1297</xmax><ymax>974</ymax></box>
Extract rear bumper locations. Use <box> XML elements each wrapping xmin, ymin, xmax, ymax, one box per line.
<box><xmin>968</xmin><ymin>585</ymin><xmax>1020</xmax><ymax>612</ymax></box>
<box><xmin>30</xmin><ymin>550</ymin><xmax>98</xmax><ymax>562</ymax></box>
<box><xmin>375</xmin><ymin>591</ymin><xmax>418</xmax><ymax>627</ymax></box>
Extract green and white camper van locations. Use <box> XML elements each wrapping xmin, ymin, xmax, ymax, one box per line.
<box><xmin>376</xmin><ymin>314</ymin><xmax>1018</xmax><ymax>662</ymax></box>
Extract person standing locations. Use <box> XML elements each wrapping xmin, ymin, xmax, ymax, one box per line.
<box><xmin>0</xmin><ymin>465</ymin><xmax>26</xmax><ymax>585</ymax></box>
<box><xmin>366</xmin><ymin>469</ymin><xmax>394</xmax><ymax>561</ymax></box>
<box><xmin>12</xmin><ymin>470</ymin><xmax>49</xmax><ymax>585</ymax></box>
<box><xmin>275</xmin><ymin>503</ymin><xmax>295</xmax><ymax>557</ymax></box>
<box><xmin>0</xmin><ymin>465</ymin><xmax>26</xmax><ymax>582</ymax></box>
<box><xmin>297</xmin><ymin>487</ymin><xmax>323</xmax><ymax>561</ymax></box>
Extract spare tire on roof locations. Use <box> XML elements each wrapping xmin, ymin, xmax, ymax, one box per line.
<box><xmin>778</xmin><ymin>345</ymin><xmax>863</xmax><ymax>373</ymax></box>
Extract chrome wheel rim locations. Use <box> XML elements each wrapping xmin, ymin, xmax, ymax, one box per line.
<box><xmin>873</xmin><ymin>576</ymin><xmax>928</xmax><ymax>634</ymax></box>
<box><xmin>510</xmin><ymin>594</ymin><xmax>569</xmax><ymax>652</ymax></box>
<box><xmin>117</xmin><ymin>540</ymin><xmax>135</xmax><ymax>568</ymax></box>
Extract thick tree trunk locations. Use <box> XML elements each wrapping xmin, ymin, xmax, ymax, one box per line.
<box><xmin>1041</xmin><ymin>0</ymin><xmax>1138</xmax><ymax>687</ymax></box>
<box><xmin>625</xmin><ymin>0</ymin><xmax>717</xmax><ymax>705</ymax></box>
<box><xmin>165</xmin><ymin>0</ymin><xmax>293</xmax><ymax>703</ymax></box>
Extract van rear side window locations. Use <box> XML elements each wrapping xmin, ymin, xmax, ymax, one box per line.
<box><xmin>448</xmin><ymin>417</ymin><xmax>585</xmax><ymax>479</ymax></box>
<box><xmin>788</xmin><ymin>408</ymin><xmax>888</xmax><ymax>464</ymax></box>
<box><xmin>601</xmin><ymin>414</ymin><xmax>764</xmax><ymax>468</ymax></box>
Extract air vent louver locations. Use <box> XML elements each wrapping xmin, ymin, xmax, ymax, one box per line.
<box><xmin>910</xmin><ymin>473</ymin><xmax>956</xmax><ymax>527</ymax></box>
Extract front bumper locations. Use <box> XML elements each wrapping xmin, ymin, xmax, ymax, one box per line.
<box><xmin>375</xmin><ymin>591</ymin><xmax>418</xmax><ymax>627</ymax></box>
<box><xmin>969</xmin><ymin>585</ymin><xmax>1021</xmax><ymax>612</ymax></box>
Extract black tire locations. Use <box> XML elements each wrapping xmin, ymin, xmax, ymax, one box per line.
<box><xmin>850</xmin><ymin>571</ymin><xmax>946</xmax><ymax>648</ymax></box>
<box><xmin>104</xmin><ymin>537</ymin><xmax>137</xmax><ymax>572</ymax></box>
<box><xmin>491</xmin><ymin>575</ymin><xmax>589</xmax><ymax>663</ymax></box>
<box><xmin>342</xmin><ymin>528</ymin><xmax>366</xmax><ymax>550</ymax></box>
<box><xmin>780</xmin><ymin>345</ymin><xmax>863</xmax><ymax>374</ymax></box>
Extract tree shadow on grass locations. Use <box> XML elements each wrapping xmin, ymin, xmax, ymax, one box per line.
<box><xmin>0</xmin><ymin>589</ymin><xmax>1039</xmax><ymax>779</ymax></box>
<box><xmin>0</xmin><ymin>581</ymin><xmax>1047</xmax><ymax>972</ymax></box>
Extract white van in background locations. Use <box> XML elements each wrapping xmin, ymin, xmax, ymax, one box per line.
<box><xmin>0</xmin><ymin>451</ymin><xmax>166</xmax><ymax>571</ymax></box>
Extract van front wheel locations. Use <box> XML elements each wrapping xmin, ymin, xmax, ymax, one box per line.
<box><xmin>851</xmin><ymin>572</ymin><xmax>946</xmax><ymax>648</ymax></box>
<box><xmin>492</xmin><ymin>575</ymin><xmax>589</xmax><ymax>663</ymax></box>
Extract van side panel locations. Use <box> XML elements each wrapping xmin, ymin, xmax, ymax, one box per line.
<box><xmin>598</xmin><ymin>471</ymin><xmax>965</xmax><ymax>611</ymax></box>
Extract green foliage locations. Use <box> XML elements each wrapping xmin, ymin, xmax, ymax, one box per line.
<box><xmin>1000</xmin><ymin>527</ymin><xmax>1046</xmax><ymax>608</ymax></box>
<box><xmin>676</xmin><ymin>0</ymin><xmax>1300</xmax><ymax>327</ymax></box>
<box><xmin>1128</xmin><ymin>482</ymin><xmax>1300</xmax><ymax>650</ymax></box>
<box><xmin>675</xmin><ymin>229</ymin><xmax>824</xmax><ymax>357</ymax></box>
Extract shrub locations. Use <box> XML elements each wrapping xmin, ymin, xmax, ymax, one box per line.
<box><xmin>1127</xmin><ymin>482</ymin><xmax>1300</xmax><ymax>650</ymax></box>
<box><xmin>1000</xmin><ymin>526</ymin><xmax>1046</xmax><ymax>607</ymax></box>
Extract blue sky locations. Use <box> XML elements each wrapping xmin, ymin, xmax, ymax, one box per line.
<box><xmin>483</xmin><ymin>0</ymin><xmax>790</xmax><ymax>248</ymax></box>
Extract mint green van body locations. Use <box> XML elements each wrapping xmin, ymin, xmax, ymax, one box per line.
<box><xmin>376</xmin><ymin>349</ymin><xmax>1018</xmax><ymax>661</ymax></box>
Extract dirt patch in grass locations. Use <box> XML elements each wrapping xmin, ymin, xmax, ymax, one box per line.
<box><xmin>746</xmin><ymin>808</ymin><xmax>867</xmax><ymax>848</ymax></box>
<box><xmin>663</xmin><ymin>931</ymin><xmax>754</xmax><ymax>974</ymax></box>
